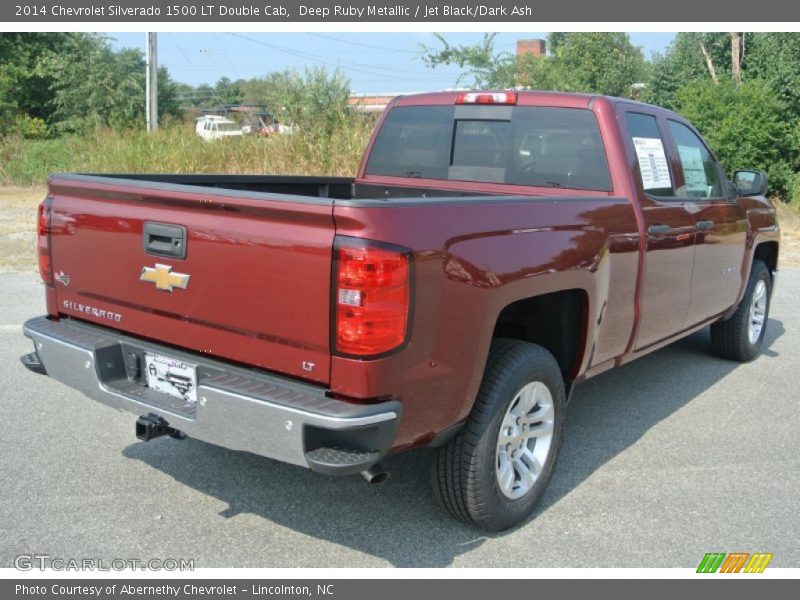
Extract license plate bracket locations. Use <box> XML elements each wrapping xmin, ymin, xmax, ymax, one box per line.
<box><xmin>144</xmin><ymin>353</ymin><xmax>198</xmax><ymax>404</ymax></box>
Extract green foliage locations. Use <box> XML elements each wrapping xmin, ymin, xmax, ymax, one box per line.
<box><xmin>420</xmin><ymin>33</ymin><xmax>516</xmax><ymax>88</ymax></box>
<box><xmin>157</xmin><ymin>67</ymin><xmax>182</xmax><ymax>121</ymax></box>
<box><xmin>645</xmin><ymin>32</ymin><xmax>800</xmax><ymax>198</ymax></box>
<box><xmin>746</xmin><ymin>33</ymin><xmax>800</xmax><ymax>120</ymax></box>
<box><xmin>214</xmin><ymin>76</ymin><xmax>244</xmax><ymax>106</ymax></box>
<box><xmin>0</xmin><ymin>32</ymin><xmax>182</xmax><ymax>136</ymax></box>
<box><xmin>0</xmin><ymin>117</ymin><xmax>377</xmax><ymax>186</ymax></box>
<box><xmin>645</xmin><ymin>33</ymin><xmax>738</xmax><ymax>109</ymax></box>
<box><xmin>14</xmin><ymin>115</ymin><xmax>48</xmax><ymax>139</ymax></box>
<box><xmin>0</xmin><ymin>69</ymin><xmax>18</xmax><ymax>136</ymax></box>
<box><xmin>548</xmin><ymin>33</ymin><xmax>647</xmax><ymax>97</ymax></box>
<box><xmin>43</xmin><ymin>40</ymin><xmax>144</xmax><ymax>134</ymax></box>
<box><xmin>240</xmin><ymin>66</ymin><xmax>353</xmax><ymax>147</ymax></box>
<box><xmin>675</xmin><ymin>79</ymin><xmax>797</xmax><ymax>196</ymax></box>
<box><xmin>514</xmin><ymin>53</ymin><xmax>572</xmax><ymax>91</ymax></box>
<box><xmin>420</xmin><ymin>32</ymin><xmax>646</xmax><ymax>98</ymax></box>
<box><xmin>0</xmin><ymin>33</ymin><xmax>79</xmax><ymax>124</ymax></box>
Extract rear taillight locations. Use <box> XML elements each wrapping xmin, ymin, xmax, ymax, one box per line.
<box><xmin>334</xmin><ymin>237</ymin><xmax>412</xmax><ymax>357</ymax></box>
<box><xmin>37</xmin><ymin>200</ymin><xmax>53</xmax><ymax>285</ymax></box>
<box><xmin>455</xmin><ymin>91</ymin><xmax>518</xmax><ymax>105</ymax></box>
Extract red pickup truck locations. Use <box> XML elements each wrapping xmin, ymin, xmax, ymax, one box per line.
<box><xmin>22</xmin><ymin>91</ymin><xmax>779</xmax><ymax>530</ymax></box>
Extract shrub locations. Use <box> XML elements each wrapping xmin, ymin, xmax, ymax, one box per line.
<box><xmin>675</xmin><ymin>79</ymin><xmax>798</xmax><ymax>196</ymax></box>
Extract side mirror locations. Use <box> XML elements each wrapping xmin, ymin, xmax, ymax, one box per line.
<box><xmin>733</xmin><ymin>169</ymin><xmax>769</xmax><ymax>196</ymax></box>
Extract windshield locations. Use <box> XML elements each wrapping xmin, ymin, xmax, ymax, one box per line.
<box><xmin>365</xmin><ymin>105</ymin><xmax>612</xmax><ymax>191</ymax></box>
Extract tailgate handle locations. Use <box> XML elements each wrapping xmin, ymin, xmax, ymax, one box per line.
<box><xmin>143</xmin><ymin>222</ymin><xmax>187</xmax><ymax>259</ymax></box>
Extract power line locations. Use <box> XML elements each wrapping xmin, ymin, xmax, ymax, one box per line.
<box><xmin>214</xmin><ymin>32</ymin><xmax>243</xmax><ymax>79</ymax></box>
<box><xmin>227</xmin><ymin>32</ymin><xmax>452</xmax><ymax>82</ymax></box>
<box><xmin>167</xmin><ymin>32</ymin><xmax>195</xmax><ymax>70</ymax></box>
<box><xmin>307</xmin><ymin>33</ymin><xmax>418</xmax><ymax>54</ymax></box>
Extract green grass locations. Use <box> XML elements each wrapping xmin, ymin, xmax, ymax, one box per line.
<box><xmin>0</xmin><ymin>119</ymin><xmax>376</xmax><ymax>185</ymax></box>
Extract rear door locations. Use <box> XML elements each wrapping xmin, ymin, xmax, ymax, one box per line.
<box><xmin>663</xmin><ymin>119</ymin><xmax>749</xmax><ymax>325</ymax></box>
<box><xmin>621</xmin><ymin>110</ymin><xmax>697</xmax><ymax>350</ymax></box>
<box><xmin>48</xmin><ymin>176</ymin><xmax>335</xmax><ymax>384</ymax></box>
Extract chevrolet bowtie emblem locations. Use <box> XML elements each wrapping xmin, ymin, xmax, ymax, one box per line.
<box><xmin>140</xmin><ymin>264</ymin><xmax>190</xmax><ymax>292</ymax></box>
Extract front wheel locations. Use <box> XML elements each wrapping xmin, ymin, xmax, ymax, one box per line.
<box><xmin>710</xmin><ymin>259</ymin><xmax>772</xmax><ymax>362</ymax></box>
<box><xmin>431</xmin><ymin>339</ymin><xmax>565</xmax><ymax>531</ymax></box>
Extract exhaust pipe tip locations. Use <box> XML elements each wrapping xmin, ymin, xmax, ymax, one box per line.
<box><xmin>361</xmin><ymin>464</ymin><xmax>389</xmax><ymax>484</ymax></box>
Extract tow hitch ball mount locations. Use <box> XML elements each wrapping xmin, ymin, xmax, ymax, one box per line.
<box><xmin>135</xmin><ymin>413</ymin><xmax>186</xmax><ymax>442</ymax></box>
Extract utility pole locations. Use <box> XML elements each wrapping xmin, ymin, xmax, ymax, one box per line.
<box><xmin>145</xmin><ymin>32</ymin><xmax>158</xmax><ymax>131</ymax></box>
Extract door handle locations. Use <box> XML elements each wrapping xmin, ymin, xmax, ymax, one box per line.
<box><xmin>647</xmin><ymin>224</ymin><xmax>671</xmax><ymax>236</ymax></box>
<box><xmin>696</xmin><ymin>219</ymin><xmax>715</xmax><ymax>231</ymax></box>
<box><xmin>143</xmin><ymin>222</ymin><xmax>187</xmax><ymax>259</ymax></box>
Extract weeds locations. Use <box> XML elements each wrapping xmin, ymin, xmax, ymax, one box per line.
<box><xmin>0</xmin><ymin>117</ymin><xmax>376</xmax><ymax>185</ymax></box>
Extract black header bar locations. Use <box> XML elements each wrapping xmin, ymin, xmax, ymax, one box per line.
<box><xmin>3</xmin><ymin>0</ymin><xmax>800</xmax><ymax>23</ymax></box>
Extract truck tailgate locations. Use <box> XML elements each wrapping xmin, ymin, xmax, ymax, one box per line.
<box><xmin>47</xmin><ymin>175</ymin><xmax>334</xmax><ymax>384</ymax></box>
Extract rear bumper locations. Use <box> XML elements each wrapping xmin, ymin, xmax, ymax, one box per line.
<box><xmin>22</xmin><ymin>316</ymin><xmax>400</xmax><ymax>476</ymax></box>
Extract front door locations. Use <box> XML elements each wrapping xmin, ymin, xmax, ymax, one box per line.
<box><xmin>663</xmin><ymin>119</ymin><xmax>749</xmax><ymax>326</ymax></box>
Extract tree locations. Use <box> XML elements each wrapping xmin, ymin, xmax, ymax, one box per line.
<box><xmin>746</xmin><ymin>33</ymin><xmax>800</xmax><ymax>119</ymax></box>
<box><xmin>675</xmin><ymin>79</ymin><xmax>797</xmax><ymax>196</ymax></box>
<box><xmin>43</xmin><ymin>38</ymin><xmax>147</xmax><ymax>133</ymax></box>
<box><xmin>419</xmin><ymin>32</ymin><xmax>647</xmax><ymax>97</ymax></box>
<box><xmin>0</xmin><ymin>32</ymin><xmax>183</xmax><ymax>135</ymax></box>
<box><xmin>420</xmin><ymin>33</ymin><xmax>515</xmax><ymax>88</ymax></box>
<box><xmin>0</xmin><ymin>33</ymin><xmax>77</xmax><ymax>124</ymax></box>
<box><xmin>214</xmin><ymin>76</ymin><xmax>244</xmax><ymax>106</ymax></box>
<box><xmin>156</xmin><ymin>66</ymin><xmax>182</xmax><ymax>122</ymax></box>
<box><xmin>547</xmin><ymin>33</ymin><xmax>647</xmax><ymax>97</ymax></box>
<box><xmin>263</xmin><ymin>67</ymin><xmax>351</xmax><ymax>134</ymax></box>
<box><xmin>0</xmin><ymin>69</ymin><xmax>19</xmax><ymax>135</ymax></box>
<box><xmin>645</xmin><ymin>33</ymin><xmax>735</xmax><ymax>109</ymax></box>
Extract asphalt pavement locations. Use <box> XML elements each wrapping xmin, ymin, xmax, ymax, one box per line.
<box><xmin>1</xmin><ymin>271</ymin><xmax>798</xmax><ymax>568</ymax></box>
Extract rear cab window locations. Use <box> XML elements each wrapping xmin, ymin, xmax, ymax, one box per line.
<box><xmin>365</xmin><ymin>105</ymin><xmax>612</xmax><ymax>191</ymax></box>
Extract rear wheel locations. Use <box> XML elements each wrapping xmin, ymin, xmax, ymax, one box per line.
<box><xmin>710</xmin><ymin>259</ymin><xmax>772</xmax><ymax>362</ymax></box>
<box><xmin>431</xmin><ymin>339</ymin><xmax>565</xmax><ymax>531</ymax></box>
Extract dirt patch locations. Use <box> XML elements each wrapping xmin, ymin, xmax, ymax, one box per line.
<box><xmin>775</xmin><ymin>200</ymin><xmax>800</xmax><ymax>267</ymax></box>
<box><xmin>0</xmin><ymin>185</ymin><xmax>46</xmax><ymax>273</ymax></box>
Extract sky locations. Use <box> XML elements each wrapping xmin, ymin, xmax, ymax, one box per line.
<box><xmin>108</xmin><ymin>32</ymin><xmax>677</xmax><ymax>94</ymax></box>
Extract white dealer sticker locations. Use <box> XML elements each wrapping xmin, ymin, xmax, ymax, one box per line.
<box><xmin>677</xmin><ymin>144</ymin><xmax>711</xmax><ymax>195</ymax></box>
<box><xmin>633</xmin><ymin>137</ymin><xmax>672</xmax><ymax>191</ymax></box>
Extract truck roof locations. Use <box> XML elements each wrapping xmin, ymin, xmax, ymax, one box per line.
<box><xmin>392</xmin><ymin>90</ymin><xmax>676</xmax><ymax>116</ymax></box>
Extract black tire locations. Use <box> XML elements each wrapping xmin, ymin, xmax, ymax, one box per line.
<box><xmin>431</xmin><ymin>339</ymin><xmax>565</xmax><ymax>531</ymax></box>
<box><xmin>710</xmin><ymin>259</ymin><xmax>772</xmax><ymax>362</ymax></box>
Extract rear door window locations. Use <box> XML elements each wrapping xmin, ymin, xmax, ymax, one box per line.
<box><xmin>624</xmin><ymin>112</ymin><xmax>675</xmax><ymax>198</ymax></box>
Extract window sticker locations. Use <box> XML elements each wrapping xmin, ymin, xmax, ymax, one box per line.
<box><xmin>632</xmin><ymin>137</ymin><xmax>672</xmax><ymax>190</ymax></box>
<box><xmin>677</xmin><ymin>144</ymin><xmax>709</xmax><ymax>193</ymax></box>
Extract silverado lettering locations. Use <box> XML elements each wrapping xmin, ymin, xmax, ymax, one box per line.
<box><xmin>62</xmin><ymin>300</ymin><xmax>122</xmax><ymax>323</ymax></box>
<box><xmin>22</xmin><ymin>91</ymin><xmax>779</xmax><ymax>530</ymax></box>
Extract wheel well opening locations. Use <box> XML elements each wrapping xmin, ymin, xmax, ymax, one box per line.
<box><xmin>754</xmin><ymin>241</ymin><xmax>778</xmax><ymax>277</ymax></box>
<box><xmin>492</xmin><ymin>290</ymin><xmax>587</xmax><ymax>381</ymax></box>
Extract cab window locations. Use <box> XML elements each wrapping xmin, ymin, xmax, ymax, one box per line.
<box><xmin>624</xmin><ymin>112</ymin><xmax>675</xmax><ymax>198</ymax></box>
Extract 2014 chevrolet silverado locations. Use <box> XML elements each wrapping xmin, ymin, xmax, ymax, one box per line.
<box><xmin>21</xmin><ymin>91</ymin><xmax>779</xmax><ymax>530</ymax></box>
